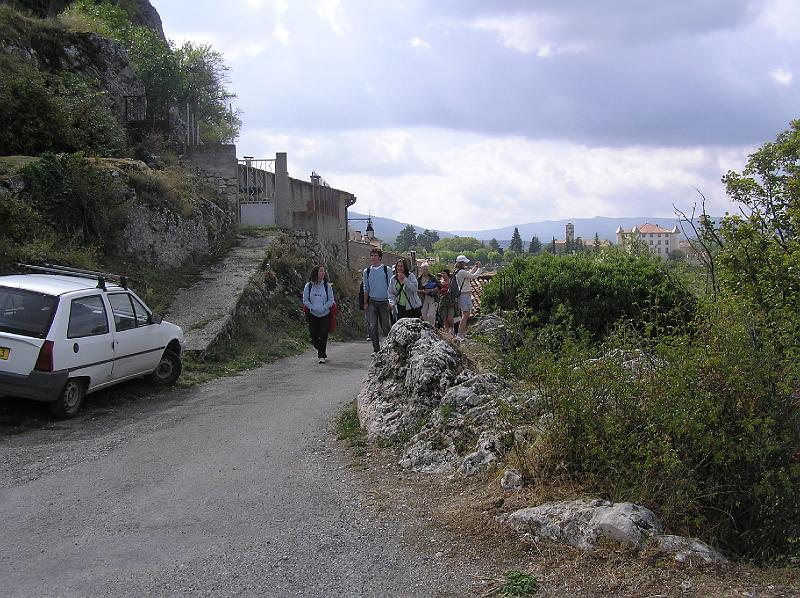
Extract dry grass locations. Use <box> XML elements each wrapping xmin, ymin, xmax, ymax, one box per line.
<box><xmin>342</xmin><ymin>440</ymin><xmax>800</xmax><ymax>597</ymax></box>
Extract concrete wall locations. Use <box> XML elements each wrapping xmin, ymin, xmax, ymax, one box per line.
<box><xmin>348</xmin><ymin>240</ymin><xmax>407</xmax><ymax>273</ymax></box>
<box><xmin>240</xmin><ymin>202</ymin><xmax>275</xmax><ymax>226</ymax></box>
<box><xmin>186</xmin><ymin>146</ymin><xmax>353</xmax><ymax>268</ymax></box>
<box><xmin>182</xmin><ymin>144</ymin><xmax>239</xmax><ymax>218</ymax></box>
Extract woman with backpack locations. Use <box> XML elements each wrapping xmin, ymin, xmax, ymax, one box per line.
<box><xmin>417</xmin><ymin>262</ymin><xmax>440</xmax><ymax>327</ymax></box>
<box><xmin>302</xmin><ymin>264</ymin><xmax>334</xmax><ymax>363</ymax></box>
<box><xmin>388</xmin><ymin>258</ymin><xmax>422</xmax><ymax>320</ymax></box>
<box><xmin>437</xmin><ymin>268</ymin><xmax>456</xmax><ymax>333</ymax></box>
<box><xmin>453</xmin><ymin>255</ymin><xmax>482</xmax><ymax>340</ymax></box>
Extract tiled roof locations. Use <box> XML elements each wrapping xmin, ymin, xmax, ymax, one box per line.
<box><xmin>470</xmin><ymin>272</ymin><xmax>497</xmax><ymax>316</ymax></box>
<box><xmin>635</xmin><ymin>223</ymin><xmax>675</xmax><ymax>234</ymax></box>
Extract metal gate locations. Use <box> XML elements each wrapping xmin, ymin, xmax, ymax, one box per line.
<box><xmin>238</xmin><ymin>157</ymin><xmax>276</xmax><ymax>225</ymax></box>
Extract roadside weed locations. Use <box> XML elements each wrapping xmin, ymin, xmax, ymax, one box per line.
<box><xmin>336</xmin><ymin>401</ymin><xmax>367</xmax><ymax>454</ymax></box>
<box><xmin>502</xmin><ymin>570</ymin><xmax>538</xmax><ymax>596</ymax></box>
<box><xmin>482</xmin><ymin>570</ymin><xmax>538</xmax><ymax>597</ymax></box>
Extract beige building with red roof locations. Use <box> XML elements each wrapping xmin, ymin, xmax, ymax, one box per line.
<box><xmin>615</xmin><ymin>223</ymin><xmax>680</xmax><ymax>258</ymax></box>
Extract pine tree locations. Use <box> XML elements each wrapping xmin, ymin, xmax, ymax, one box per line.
<box><xmin>528</xmin><ymin>235</ymin><xmax>542</xmax><ymax>254</ymax></box>
<box><xmin>509</xmin><ymin>227</ymin><xmax>524</xmax><ymax>253</ymax></box>
<box><xmin>394</xmin><ymin>224</ymin><xmax>417</xmax><ymax>252</ymax></box>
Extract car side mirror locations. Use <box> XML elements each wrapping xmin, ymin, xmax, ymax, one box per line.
<box><xmin>151</xmin><ymin>313</ymin><xmax>163</xmax><ymax>324</ymax></box>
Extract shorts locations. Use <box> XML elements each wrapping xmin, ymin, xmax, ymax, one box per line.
<box><xmin>458</xmin><ymin>293</ymin><xmax>472</xmax><ymax>312</ymax></box>
<box><xmin>439</xmin><ymin>305</ymin><xmax>455</xmax><ymax>318</ymax></box>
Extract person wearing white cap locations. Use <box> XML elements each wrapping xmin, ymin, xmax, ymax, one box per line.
<box><xmin>417</xmin><ymin>262</ymin><xmax>440</xmax><ymax>327</ymax></box>
<box><xmin>453</xmin><ymin>255</ymin><xmax>482</xmax><ymax>339</ymax></box>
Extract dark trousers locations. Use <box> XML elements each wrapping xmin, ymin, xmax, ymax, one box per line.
<box><xmin>397</xmin><ymin>305</ymin><xmax>421</xmax><ymax>319</ymax></box>
<box><xmin>367</xmin><ymin>299</ymin><xmax>391</xmax><ymax>352</ymax></box>
<box><xmin>307</xmin><ymin>313</ymin><xmax>330</xmax><ymax>358</ymax></box>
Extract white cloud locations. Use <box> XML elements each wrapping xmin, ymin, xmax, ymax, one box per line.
<box><xmin>770</xmin><ymin>66</ymin><xmax>793</xmax><ymax>86</ymax></box>
<box><xmin>274</xmin><ymin>0</ymin><xmax>288</xmax><ymax>15</ymax></box>
<box><xmin>273</xmin><ymin>21</ymin><xmax>291</xmax><ymax>45</ymax></box>
<box><xmin>410</xmin><ymin>37</ymin><xmax>431</xmax><ymax>50</ymax></box>
<box><xmin>470</xmin><ymin>14</ymin><xmax>586</xmax><ymax>57</ymax></box>
<box><xmin>759</xmin><ymin>0</ymin><xmax>800</xmax><ymax>39</ymax></box>
<box><xmin>317</xmin><ymin>0</ymin><xmax>344</xmax><ymax>35</ymax></box>
<box><xmin>238</xmin><ymin>127</ymin><xmax>744</xmax><ymax>230</ymax></box>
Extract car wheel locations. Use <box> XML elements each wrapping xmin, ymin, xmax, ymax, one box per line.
<box><xmin>49</xmin><ymin>378</ymin><xmax>85</xmax><ymax>419</ymax></box>
<box><xmin>148</xmin><ymin>350</ymin><xmax>182</xmax><ymax>385</ymax></box>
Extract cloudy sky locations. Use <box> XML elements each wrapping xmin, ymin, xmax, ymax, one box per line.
<box><xmin>152</xmin><ymin>0</ymin><xmax>799</xmax><ymax>231</ymax></box>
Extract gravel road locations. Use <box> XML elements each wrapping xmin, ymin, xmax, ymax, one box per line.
<box><xmin>0</xmin><ymin>342</ymin><xmax>476</xmax><ymax>598</ymax></box>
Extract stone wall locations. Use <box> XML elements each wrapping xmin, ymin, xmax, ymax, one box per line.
<box><xmin>290</xmin><ymin>230</ymin><xmax>347</xmax><ymax>273</ymax></box>
<box><xmin>182</xmin><ymin>144</ymin><xmax>239</xmax><ymax>218</ymax></box>
<box><xmin>122</xmin><ymin>198</ymin><xmax>231</xmax><ymax>268</ymax></box>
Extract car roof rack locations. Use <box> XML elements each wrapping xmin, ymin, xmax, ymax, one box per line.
<box><xmin>16</xmin><ymin>263</ymin><xmax>129</xmax><ymax>290</ymax></box>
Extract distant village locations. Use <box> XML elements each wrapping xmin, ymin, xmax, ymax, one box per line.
<box><xmin>348</xmin><ymin>218</ymin><xmax>699</xmax><ymax>269</ymax></box>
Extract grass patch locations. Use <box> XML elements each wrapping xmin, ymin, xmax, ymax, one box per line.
<box><xmin>336</xmin><ymin>401</ymin><xmax>368</xmax><ymax>455</ymax></box>
<box><xmin>0</xmin><ymin>156</ymin><xmax>37</xmax><ymax>178</ymax></box>
<box><xmin>181</xmin><ymin>323</ymin><xmax>309</xmax><ymax>386</ymax></box>
<box><xmin>238</xmin><ymin>224</ymin><xmax>278</xmax><ymax>237</ymax></box>
<box><xmin>482</xmin><ymin>570</ymin><xmax>538</xmax><ymax>597</ymax></box>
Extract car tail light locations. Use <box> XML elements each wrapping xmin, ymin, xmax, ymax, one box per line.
<box><xmin>35</xmin><ymin>340</ymin><xmax>54</xmax><ymax>372</ymax></box>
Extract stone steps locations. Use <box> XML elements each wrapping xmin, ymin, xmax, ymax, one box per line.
<box><xmin>164</xmin><ymin>234</ymin><xmax>275</xmax><ymax>353</ymax></box>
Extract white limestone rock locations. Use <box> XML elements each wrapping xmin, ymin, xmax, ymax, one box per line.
<box><xmin>357</xmin><ymin>319</ymin><xmax>462</xmax><ymax>441</ymax></box>
<box><xmin>653</xmin><ymin>535</ymin><xmax>728</xmax><ymax>564</ymax></box>
<box><xmin>504</xmin><ymin>499</ymin><xmax>662</xmax><ymax>550</ymax></box>
<box><xmin>462</xmin><ymin>448</ymin><xmax>497</xmax><ymax>476</ymax></box>
<box><xmin>501</xmin><ymin>468</ymin><xmax>523</xmax><ymax>491</ymax></box>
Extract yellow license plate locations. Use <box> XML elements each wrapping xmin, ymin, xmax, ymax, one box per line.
<box><xmin>0</xmin><ymin>347</ymin><xmax>9</xmax><ymax>360</ymax></box>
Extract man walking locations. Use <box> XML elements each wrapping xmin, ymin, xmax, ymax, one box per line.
<box><xmin>363</xmin><ymin>248</ymin><xmax>392</xmax><ymax>353</ymax></box>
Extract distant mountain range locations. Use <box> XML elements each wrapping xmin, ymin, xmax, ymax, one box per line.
<box><xmin>349</xmin><ymin>212</ymin><xmax>707</xmax><ymax>246</ymax></box>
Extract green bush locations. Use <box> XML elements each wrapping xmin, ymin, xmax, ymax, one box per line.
<box><xmin>20</xmin><ymin>152</ymin><xmax>129</xmax><ymax>253</ymax></box>
<box><xmin>500</xmin><ymin>295</ymin><xmax>799</xmax><ymax>561</ymax></box>
<box><xmin>481</xmin><ymin>252</ymin><xmax>694</xmax><ymax>341</ymax></box>
<box><xmin>0</xmin><ymin>52</ymin><xmax>125</xmax><ymax>156</ymax></box>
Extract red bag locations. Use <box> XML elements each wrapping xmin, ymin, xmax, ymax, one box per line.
<box><xmin>328</xmin><ymin>302</ymin><xmax>339</xmax><ymax>332</ymax></box>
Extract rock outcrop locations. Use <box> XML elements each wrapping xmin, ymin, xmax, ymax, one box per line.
<box><xmin>122</xmin><ymin>198</ymin><xmax>230</xmax><ymax>268</ymax></box>
<box><xmin>1</xmin><ymin>26</ymin><xmax>145</xmax><ymax>124</ymax></box>
<box><xmin>112</xmin><ymin>0</ymin><xmax>166</xmax><ymax>40</ymax></box>
<box><xmin>502</xmin><ymin>498</ymin><xmax>727</xmax><ymax>564</ymax></box>
<box><xmin>357</xmin><ymin>319</ymin><xmax>512</xmax><ymax>474</ymax></box>
<box><xmin>356</xmin><ymin>318</ymin><xmax>730</xmax><ymax>564</ymax></box>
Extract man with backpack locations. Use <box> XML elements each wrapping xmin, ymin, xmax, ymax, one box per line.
<box><xmin>363</xmin><ymin>248</ymin><xmax>392</xmax><ymax>353</ymax></box>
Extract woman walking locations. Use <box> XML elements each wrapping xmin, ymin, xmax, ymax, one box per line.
<box><xmin>454</xmin><ymin>255</ymin><xmax>482</xmax><ymax>340</ymax></box>
<box><xmin>389</xmin><ymin>258</ymin><xmax>422</xmax><ymax>320</ymax></box>
<box><xmin>417</xmin><ymin>262</ymin><xmax>440</xmax><ymax>327</ymax></box>
<box><xmin>302</xmin><ymin>264</ymin><xmax>334</xmax><ymax>363</ymax></box>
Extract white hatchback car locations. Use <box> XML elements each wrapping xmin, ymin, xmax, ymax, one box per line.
<box><xmin>0</xmin><ymin>265</ymin><xmax>186</xmax><ymax>418</ymax></box>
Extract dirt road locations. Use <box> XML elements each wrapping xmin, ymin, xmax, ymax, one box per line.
<box><xmin>0</xmin><ymin>342</ymin><xmax>475</xmax><ymax>597</ymax></box>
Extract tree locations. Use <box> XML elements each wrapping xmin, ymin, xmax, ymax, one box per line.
<box><xmin>593</xmin><ymin>233</ymin><xmax>601</xmax><ymax>252</ymax></box>
<box><xmin>433</xmin><ymin>236</ymin><xmax>483</xmax><ymax>253</ymax></box>
<box><xmin>417</xmin><ymin>229</ymin><xmax>440</xmax><ymax>252</ymax></box>
<box><xmin>66</xmin><ymin>1</ymin><xmax>241</xmax><ymax>141</ymax></box>
<box><xmin>509</xmin><ymin>227</ymin><xmax>524</xmax><ymax>253</ymax></box>
<box><xmin>174</xmin><ymin>42</ymin><xmax>241</xmax><ymax>143</ymax></box>
<box><xmin>488</xmin><ymin>238</ymin><xmax>501</xmax><ymax>253</ymax></box>
<box><xmin>394</xmin><ymin>224</ymin><xmax>417</xmax><ymax>252</ymax></box>
<box><xmin>528</xmin><ymin>235</ymin><xmax>542</xmax><ymax>254</ymax></box>
<box><xmin>708</xmin><ymin>119</ymin><xmax>800</xmax><ymax>313</ymax></box>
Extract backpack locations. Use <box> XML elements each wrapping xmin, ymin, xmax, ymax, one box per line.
<box><xmin>448</xmin><ymin>274</ymin><xmax>465</xmax><ymax>302</ymax></box>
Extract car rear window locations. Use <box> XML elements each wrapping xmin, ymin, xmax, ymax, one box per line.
<box><xmin>0</xmin><ymin>286</ymin><xmax>59</xmax><ymax>338</ymax></box>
